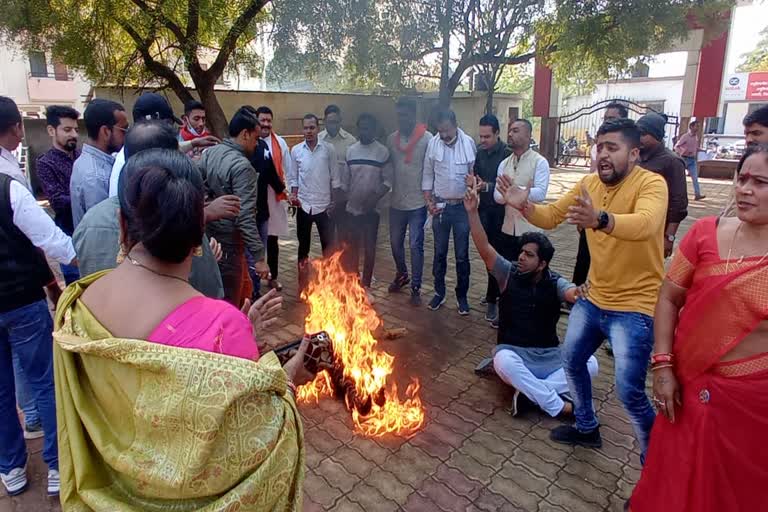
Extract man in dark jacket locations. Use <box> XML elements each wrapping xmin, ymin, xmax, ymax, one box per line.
<box><xmin>473</xmin><ymin>114</ymin><xmax>512</xmax><ymax>323</ymax></box>
<box><xmin>637</xmin><ymin>113</ymin><xmax>688</xmax><ymax>258</ymax></box>
<box><xmin>464</xmin><ymin>176</ymin><xmax>597</xmax><ymax>418</ymax></box>
<box><xmin>199</xmin><ymin>106</ymin><xmax>268</xmax><ymax>306</ymax></box>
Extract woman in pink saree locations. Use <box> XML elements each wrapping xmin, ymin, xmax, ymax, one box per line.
<box><xmin>629</xmin><ymin>144</ymin><xmax>768</xmax><ymax>511</ymax></box>
<box><xmin>54</xmin><ymin>148</ymin><xmax>314</xmax><ymax>511</ymax></box>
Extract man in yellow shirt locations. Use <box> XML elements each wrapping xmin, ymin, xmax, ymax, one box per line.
<box><xmin>497</xmin><ymin>118</ymin><xmax>667</xmax><ymax>460</ymax></box>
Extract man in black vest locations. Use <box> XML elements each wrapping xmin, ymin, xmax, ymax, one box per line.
<box><xmin>464</xmin><ymin>175</ymin><xmax>598</xmax><ymax>417</ymax></box>
<box><xmin>0</xmin><ymin>96</ymin><xmax>77</xmax><ymax>497</ymax></box>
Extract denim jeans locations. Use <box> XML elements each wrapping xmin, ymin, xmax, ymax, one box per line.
<box><xmin>246</xmin><ymin>220</ymin><xmax>270</xmax><ymax>297</ymax></box>
<box><xmin>561</xmin><ymin>299</ymin><xmax>656</xmax><ymax>458</ymax></box>
<box><xmin>12</xmin><ymin>354</ymin><xmax>39</xmax><ymax>427</ymax></box>
<box><xmin>432</xmin><ymin>203</ymin><xmax>470</xmax><ymax>299</ymax></box>
<box><xmin>0</xmin><ymin>300</ymin><xmax>58</xmax><ymax>472</ymax></box>
<box><xmin>389</xmin><ymin>206</ymin><xmax>427</xmax><ymax>290</ymax></box>
<box><xmin>683</xmin><ymin>156</ymin><xmax>702</xmax><ymax>198</ymax></box>
<box><xmin>59</xmin><ymin>263</ymin><xmax>80</xmax><ymax>286</ymax></box>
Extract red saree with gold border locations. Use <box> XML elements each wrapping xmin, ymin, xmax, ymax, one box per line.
<box><xmin>631</xmin><ymin>217</ymin><xmax>768</xmax><ymax>511</ymax></box>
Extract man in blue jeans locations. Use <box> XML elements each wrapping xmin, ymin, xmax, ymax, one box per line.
<box><xmin>0</xmin><ymin>95</ymin><xmax>78</xmax><ymax>497</ymax></box>
<box><xmin>386</xmin><ymin>97</ymin><xmax>433</xmax><ymax>306</ymax></box>
<box><xmin>497</xmin><ymin>118</ymin><xmax>666</xmax><ymax>459</ymax></box>
<box><xmin>422</xmin><ymin>109</ymin><xmax>476</xmax><ymax>314</ymax></box>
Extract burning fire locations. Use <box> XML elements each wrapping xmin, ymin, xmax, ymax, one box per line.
<box><xmin>296</xmin><ymin>253</ymin><xmax>425</xmax><ymax>436</ymax></box>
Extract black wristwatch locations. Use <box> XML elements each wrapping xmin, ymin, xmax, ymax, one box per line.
<box><xmin>595</xmin><ymin>210</ymin><xmax>610</xmax><ymax>231</ymax></box>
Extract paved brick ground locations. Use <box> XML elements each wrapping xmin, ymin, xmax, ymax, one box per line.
<box><xmin>1</xmin><ymin>168</ymin><xmax>730</xmax><ymax>511</ymax></box>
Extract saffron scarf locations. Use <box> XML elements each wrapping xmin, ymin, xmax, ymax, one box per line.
<box><xmin>180</xmin><ymin>124</ymin><xmax>211</xmax><ymax>142</ymax></box>
<box><xmin>270</xmin><ymin>132</ymin><xmax>289</xmax><ymax>201</ymax></box>
<box><xmin>394</xmin><ymin>123</ymin><xmax>427</xmax><ymax>164</ymax></box>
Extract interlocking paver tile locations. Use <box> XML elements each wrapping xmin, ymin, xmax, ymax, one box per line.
<box><xmin>330</xmin><ymin>446</ymin><xmax>377</xmax><ymax>479</ymax></box>
<box><xmin>364</xmin><ymin>468</ymin><xmax>414</xmax><ymax>505</ymax></box>
<box><xmin>433</xmin><ymin>464</ymin><xmax>483</xmax><ymax>501</ymax></box>
<box><xmin>510</xmin><ymin>446</ymin><xmax>562</xmax><ymax>480</ymax></box>
<box><xmin>546</xmin><ymin>484</ymin><xmax>606</xmax><ymax>512</ymax></box>
<box><xmin>466</xmin><ymin>428</ymin><xmax>518</xmax><ymax>457</ymax></box>
<box><xmin>345</xmin><ymin>482</ymin><xmax>399</xmax><ymax>512</ymax></box>
<box><xmin>445</xmin><ymin>451</ymin><xmax>497</xmax><ymax>485</ymax></box>
<box><xmin>418</xmin><ymin>477</ymin><xmax>473</xmax><ymax>512</ymax></box>
<box><xmin>328</xmin><ymin>497</ymin><xmax>365</xmax><ymax>512</ymax></box>
<box><xmin>409</xmin><ymin>430</ymin><xmax>456</xmax><ymax>460</ymax></box>
<box><xmin>319</xmin><ymin>417</ymin><xmax>356</xmax><ymax>444</ymax></box>
<box><xmin>402</xmin><ymin>491</ymin><xmax>443</xmax><ymax>511</ymax></box>
<box><xmin>458</xmin><ymin>437</ymin><xmax>507</xmax><ymax>470</ymax></box>
<box><xmin>488</xmin><ymin>470</ymin><xmax>543</xmax><ymax>511</ymax></box>
<box><xmin>303</xmin><ymin>471</ymin><xmax>344</xmax><ymax>509</ymax></box>
<box><xmin>346</xmin><ymin>436</ymin><xmax>392</xmax><ymax>465</ymax></box>
<box><xmin>381</xmin><ymin>444</ymin><xmax>441</xmax><ymax>487</ymax></box>
<box><xmin>554</xmin><ymin>470</ymin><xmax>612</xmax><ymax>507</ymax></box>
<box><xmin>316</xmin><ymin>458</ymin><xmax>360</xmax><ymax>493</ymax></box>
<box><xmin>305</xmin><ymin>427</ymin><xmax>344</xmax><ymax>455</ymax></box>
<box><xmin>497</xmin><ymin>460</ymin><xmax>551</xmax><ymax>498</ymax></box>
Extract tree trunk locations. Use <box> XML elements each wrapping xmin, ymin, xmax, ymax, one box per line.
<box><xmin>485</xmin><ymin>87</ymin><xmax>494</xmax><ymax>116</ymax></box>
<box><xmin>194</xmin><ymin>80</ymin><xmax>228</xmax><ymax>138</ymax></box>
<box><xmin>438</xmin><ymin>0</ymin><xmax>454</xmax><ymax>107</ymax></box>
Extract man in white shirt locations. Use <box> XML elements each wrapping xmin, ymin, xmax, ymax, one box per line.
<box><xmin>0</xmin><ymin>95</ymin><xmax>77</xmax><ymax>498</ymax></box>
<box><xmin>422</xmin><ymin>108</ymin><xmax>476</xmax><ymax>315</ymax></box>
<box><xmin>289</xmin><ymin>113</ymin><xmax>343</xmax><ymax>293</ymax></box>
<box><xmin>493</xmin><ymin>119</ymin><xmax>550</xmax><ymax>265</ymax></box>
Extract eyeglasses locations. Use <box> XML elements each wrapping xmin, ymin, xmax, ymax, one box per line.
<box><xmin>114</xmin><ymin>125</ymin><xmax>130</xmax><ymax>133</ymax></box>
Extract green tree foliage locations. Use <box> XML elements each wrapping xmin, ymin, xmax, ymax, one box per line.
<box><xmin>737</xmin><ymin>25</ymin><xmax>768</xmax><ymax>73</ymax></box>
<box><xmin>0</xmin><ymin>0</ymin><xmax>270</xmax><ymax>135</ymax></box>
<box><xmin>270</xmin><ymin>0</ymin><xmax>734</xmax><ymax>106</ymax></box>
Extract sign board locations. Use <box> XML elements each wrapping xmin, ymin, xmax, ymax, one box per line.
<box><xmin>723</xmin><ymin>72</ymin><xmax>768</xmax><ymax>102</ymax></box>
<box><xmin>722</xmin><ymin>73</ymin><xmax>748</xmax><ymax>101</ymax></box>
<box><xmin>746</xmin><ymin>72</ymin><xmax>768</xmax><ymax>101</ymax></box>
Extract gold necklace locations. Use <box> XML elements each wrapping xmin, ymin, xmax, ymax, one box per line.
<box><xmin>126</xmin><ymin>254</ymin><xmax>189</xmax><ymax>284</ymax></box>
<box><xmin>725</xmin><ymin>221</ymin><xmax>768</xmax><ymax>272</ymax></box>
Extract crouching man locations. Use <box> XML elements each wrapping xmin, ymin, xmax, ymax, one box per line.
<box><xmin>464</xmin><ymin>175</ymin><xmax>598</xmax><ymax>417</ymax></box>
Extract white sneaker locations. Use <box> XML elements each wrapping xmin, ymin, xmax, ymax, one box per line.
<box><xmin>1</xmin><ymin>466</ymin><xmax>28</xmax><ymax>496</ymax></box>
<box><xmin>47</xmin><ymin>469</ymin><xmax>60</xmax><ymax>496</ymax></box>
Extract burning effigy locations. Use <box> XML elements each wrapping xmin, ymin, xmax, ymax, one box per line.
<box><xmin>296</xmin><ymin>253</ymin><xmax>425</xmax><ymax>437</ymax></box>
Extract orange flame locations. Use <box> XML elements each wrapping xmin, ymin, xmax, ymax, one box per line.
<box><xmin>296</xmin><ymin>253</ymin><xmax>425</xmax><ymax>436</ymax></box>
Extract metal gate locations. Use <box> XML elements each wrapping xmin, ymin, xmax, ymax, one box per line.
<box><xmin>556</xmin><ymin>98</ymin><xmax>680</xmax><ymax>167</ymax></box>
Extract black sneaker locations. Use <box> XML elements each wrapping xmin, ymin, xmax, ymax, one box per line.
<box><xmin>550</xmin><ymin>425</ymin><xmax>602</xmax><ymax>448</ymax></box>
<box><xmin>485</xmin><ymin>302</ymin><xmax>498</xmax><ymax>322</ymax></box>
<box><xmin>409</xmin><ymin>288</ymin><xmax>422</xmax><ymax>307</ymax></box>
<box><xmin>388</xmin><ymin>273</ymin><xmax>410</xmax><ymax>293</ymax></box>
<box><xmin>508</xmin><ymin>389</ymin><xmax>535</xmax><ymax>417</ymax></box>
<box><xmin>427</xmin><ymin>294</ymin><xmax>446</xmax><ymax>311</ymax></box>
<box><xmin>491</xmin><ymin>317</ymin><xmax>499</xmax><ymax>329</ymax></box>
<box><xmin>474</xmin><ymin>357</ymin><xmax>495</xmax><ymax>376</ymax></box>
<box><xmin>457</xmin><ymin>297</ymin><xmax>470</xmax><ymax>316</ymax></box>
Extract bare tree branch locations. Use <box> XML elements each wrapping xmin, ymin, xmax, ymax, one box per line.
<box><xmin>208</xmin><ymin>0</ymin><xmax>270</xmax><ymax>79</ymax></box>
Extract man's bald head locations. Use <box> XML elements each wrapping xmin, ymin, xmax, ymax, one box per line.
<box><xmin>124</xmin><ymin>120</ymin><xmax>179</xmax><ymax>159</ymax></box>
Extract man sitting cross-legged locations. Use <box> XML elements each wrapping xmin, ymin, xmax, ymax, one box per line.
<box><xmin>465</xmin><ymin>175</ymin><xmax>598</xmax><ymax>417</ymax></box>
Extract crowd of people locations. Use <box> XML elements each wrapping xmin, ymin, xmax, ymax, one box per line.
<box><xmin>0</xmin><ymin>88</ymin><xmax>766</xmax><ymax>510</ymax></box>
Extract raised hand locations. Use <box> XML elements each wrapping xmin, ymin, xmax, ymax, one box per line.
<box><xmin>496</xmin><ymin>174</ymin><xmax>530</xmax><ymax>210</ymax></box>
<box><xmin>565</xmin><ymin>188</ymin><xmax>599</xmax><ymax>229</ymax></box>
<box><xmin>241</xmin><ymin>288</ymin><xmax>283</xmax><ymax>341</ymax></box>
<box><xmin>463</xmin><ymin>174</ymin><xmax>480</xmax><ymax>212</ymax></box>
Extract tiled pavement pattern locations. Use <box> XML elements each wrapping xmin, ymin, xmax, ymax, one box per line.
<box><xmin>2</xmin><ymin>168</ymin><xmax>731</xmax><ymax>511</ymax></box>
